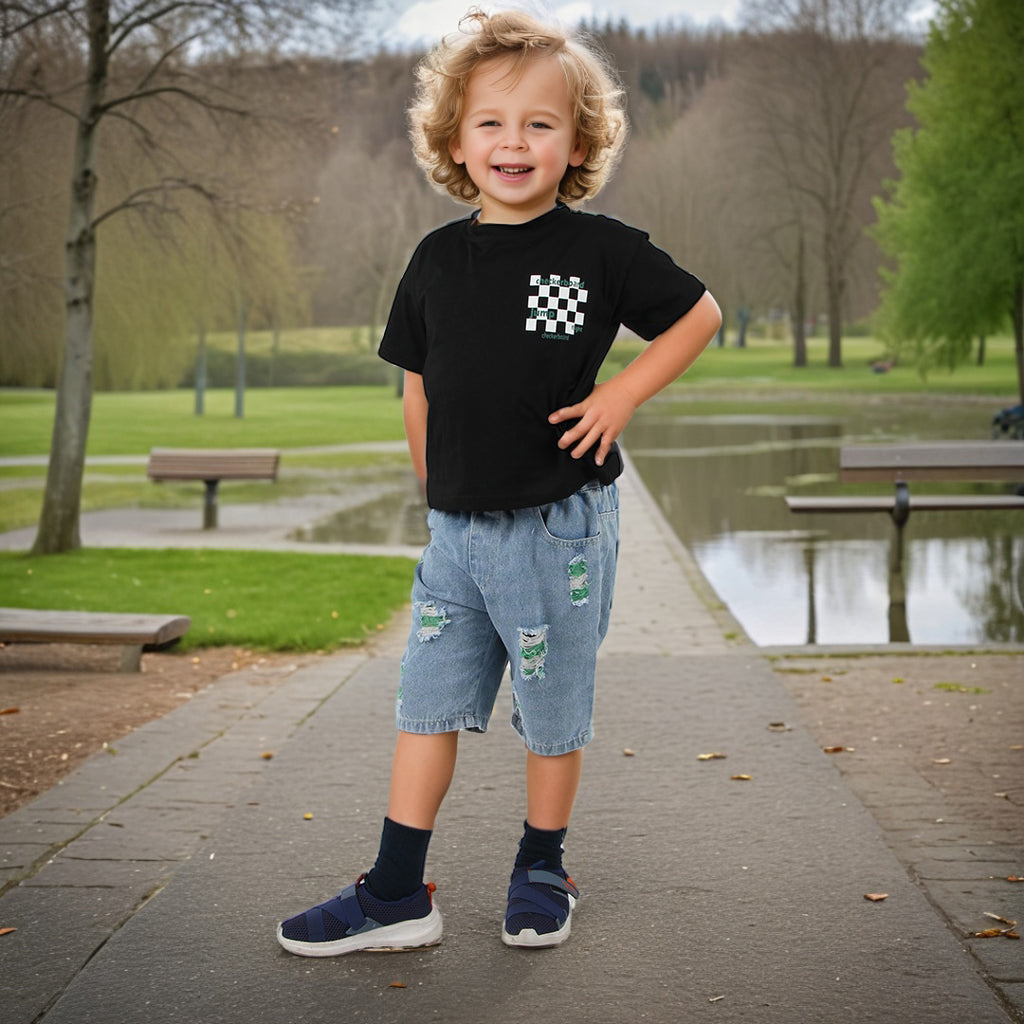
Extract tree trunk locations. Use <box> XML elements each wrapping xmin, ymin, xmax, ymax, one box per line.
<box><xmin>825</xmin><ymin>268</ymin><xmax>843</xmax><ymax>368</ymax></box>
<box><xmin>792</xmin><ymin>232</ymin><xmax>808</xmax><ymax>368</ymax></box>
<box><xmin>1013</xmin><ymin>278</ymin><xmax>1024</xmax><ymax>407</ymax></box>
<box><xmin>235</xmin><ymin>291</ymin><xmax>246</xmax><ymax>419</ymax></box>
<box><xmin>270</xmin><ymin>318</ymin><xmax>280</xmax><ymax>387</ymax></box>
<box><xmin>194</xmin><ymin>320</ymin><xmax>207</xmax><ymax>415</ymax></box>
<box><xmin>32</xmin><ymin>0</ymin><xmax>110</xmax><ymax>555</ymax></box>
<box><xmin>975</xmin><ymin>334</ymin><xmax>986</xmax><ymax>367</ymax></box>
<box><xmin>735</xmin><ymin>307</ymin><xmax>750</xmax><ymax>348</ymax></box>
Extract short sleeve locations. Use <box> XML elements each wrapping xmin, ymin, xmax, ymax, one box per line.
<box><xmin>378</xmin><ymin>251</ymin><xmax>427</xmax><ymax>373</ymax></box>
<box><xmin>616</xmin><ymin>234</ymin><xmax>706</xmax><ymax>341</ymax></box>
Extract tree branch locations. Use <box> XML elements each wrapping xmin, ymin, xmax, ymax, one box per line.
<box><xmin>0</xmin><ymin>85</ymin><xmax>79</xmax><ymax>119</ymax></box>
<box><xmin>92</xmin><ymin>176</ymin><xmax>223</xmax><ymax>228</ymax></box>
<box><xmin>0</xmin><ymin>2</ymin><xmax>75</xmax><ymax>40</ymax></box>
<box><xmin>99</xmin><ymin>82</ymin><xmax>248</xmax><ymax>118</ymax></box>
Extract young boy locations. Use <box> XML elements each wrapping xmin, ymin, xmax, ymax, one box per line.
<box><xmin>277</xmin><ymin>8</ymin><xmax>721</xmax><ymax>956</ymax></box>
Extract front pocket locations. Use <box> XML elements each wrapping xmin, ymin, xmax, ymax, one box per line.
<box><xmin>535</xmin><ymin>493</ymin><xmax>601</xmax><ymax>545</ymax></box>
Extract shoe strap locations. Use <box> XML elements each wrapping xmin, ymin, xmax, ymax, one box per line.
<box><xmin>526</xmin><ymin>868</ymin><xmax>579</xmax><ymax>899</ymax></box>
<box><xmin>305</xmin><ymin>882</ymin><xmax>365</xmax><ymax>943</ymax></box>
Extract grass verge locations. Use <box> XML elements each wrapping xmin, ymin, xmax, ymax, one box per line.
<box><xmin>0</xmin><ymin>548</ymin><xmax>416</xmax><ymax>652</ymax></box>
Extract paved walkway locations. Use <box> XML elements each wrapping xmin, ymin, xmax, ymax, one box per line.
<box><xmin>1</xmin><ymin>466</ymin><xmax>1020</xmax><ymax>1022</ymax></box>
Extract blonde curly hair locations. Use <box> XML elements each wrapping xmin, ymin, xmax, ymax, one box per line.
<box><xmin>409</xmin><ymin>8</ymin><xmax>627</xmax><ymax>206</ymax></box>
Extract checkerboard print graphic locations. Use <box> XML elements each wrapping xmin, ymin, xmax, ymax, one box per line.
<box><xmin>526</xmin><ymin>274</ymin><xmax>588</xmax><ymax>336</ymax></box>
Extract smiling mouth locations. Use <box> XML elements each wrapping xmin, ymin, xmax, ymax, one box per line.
<box><xmin>495</xmin><ymin>165</ymin><xmax>532</xmax><ymax>176</ymax></box>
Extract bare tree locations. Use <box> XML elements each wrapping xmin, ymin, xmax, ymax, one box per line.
<box><xmin>0</xmin><ymin>0</ymin><xmax>375</xmax><ymax>554</ymax></box>
<box><xmin>735</xmin><ymin>0</ymin><xmax>919</xmax><ymax>366</ymax></box>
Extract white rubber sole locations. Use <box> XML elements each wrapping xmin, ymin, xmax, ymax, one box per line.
<box><xmin>277</xmin><ymin>905</ymin><xmax>443</xmax><ymax>958</ymax></box>
<box><xmin>501</xmin><ymin>894</ymin><xmax>576</xmax><ymax>948</ymax></box>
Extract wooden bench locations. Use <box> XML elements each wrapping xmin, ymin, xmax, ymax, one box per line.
<box><xmin>785</xmin><ymin>441</ymin><xmax>1024</xmax><ymax>525</ymax></box>
<box><xmin>147</xmin><ymin>448</ymin><xmax>280</xmax><ymax>529</ymax></box>
<box><xmin>0</xmin><ymin>608</ymin><xmax>191</xmax><ymax>672</ymax></box>
<box><xmin>785</xmin><ymin>441</ymin><xmax>1024</xmax><ymax>642</ymax></box>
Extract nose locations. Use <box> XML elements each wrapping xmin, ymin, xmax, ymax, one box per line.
<box><xmin>500</xmin><ymin>126</ymin><xmax>526</xmax><ymax>150</ymax></box>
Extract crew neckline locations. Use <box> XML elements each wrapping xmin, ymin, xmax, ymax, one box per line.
<box><xmin>468</xmin><ymin>203</ymin><xmax>569</xmax><ymax>231</ymax></box>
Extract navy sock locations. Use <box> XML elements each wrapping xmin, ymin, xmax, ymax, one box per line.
<box><xmin>363</xmin><ymin>817</ymin><xmax>432</xmax><ymax>902</ymax></box>
<box><xmin>515</xmin><ymin>820</ymin><xmax>566</xmax><ymax>870</ymax></box>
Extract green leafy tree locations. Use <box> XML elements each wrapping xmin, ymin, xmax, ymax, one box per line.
<box><xmin>874</xmin><ymin>0</ymin><xmax>1024</xmax><ymax>403</ymax></box>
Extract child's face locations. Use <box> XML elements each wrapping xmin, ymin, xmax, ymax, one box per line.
<box><xmin>450</xmin><ymin>54</ymin><xmax>587</xmax><ymax>224</ymax></box>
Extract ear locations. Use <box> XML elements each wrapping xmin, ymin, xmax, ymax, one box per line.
<box><xmin>449</xmin><ymin>135</ymin><xmax>465</xmax><ymax>165</ymax></box>
<box><xmin>568</xmin><ymin>136</ymin><xmax>587</xmax><ymax>168</ymax></box>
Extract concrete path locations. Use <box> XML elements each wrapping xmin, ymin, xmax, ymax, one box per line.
<box><xmin>0</xmin><ymin>467</ymin><xmax>1019</xmax><ymax>1023</ymax></box>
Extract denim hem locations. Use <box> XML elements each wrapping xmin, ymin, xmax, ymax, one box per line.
<box><xmin>517</xmin><ymin>726</ymin><xmax>594</xmax><ymax>756</ymax></box>
<box><xmin>396</xmin><ymin>714</ymin><xmax>489</xmax><ymax>736</ymax></box>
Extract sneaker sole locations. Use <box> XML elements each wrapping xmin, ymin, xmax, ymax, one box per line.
<box><xmin>277</xmin><ymin>905</ymin><xmax>443</xmax><ymax>958</ymax></box>
<box><xmin>501</xmin><ymin>894</ymin><xmax>575</xmax><ymax>949</ymax></box>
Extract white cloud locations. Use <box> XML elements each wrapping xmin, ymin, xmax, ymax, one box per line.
<box><xmin>390</xmin><ymin>0</ymin><xmax>742</xmax><ymax>48</ymax></box>
<box><xmin>387</xmin><ymin>0</ymin><xmax>935</xmax><ymax>49</ymax></box>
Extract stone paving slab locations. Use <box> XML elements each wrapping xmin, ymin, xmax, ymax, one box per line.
<box><xmin>14</xmin><ymin>654</ymin><xmax>1011</xmax><ymax>1024</ymax></box>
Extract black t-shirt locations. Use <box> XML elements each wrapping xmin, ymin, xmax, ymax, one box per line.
<box><xmin>378</xmin><ymin>203</ymin><xmax>706</xmax><ymax>511</ymax></box>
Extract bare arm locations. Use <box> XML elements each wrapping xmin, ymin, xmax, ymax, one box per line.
<box><xmin>403</xmin><ymin>370</ymin><xmax>428</xmax><ymax>493</ymax></box>
<box><xmin>549</xmin><ymin>290</ymin><xmax>722</xmax><ymax>467</ymax></box>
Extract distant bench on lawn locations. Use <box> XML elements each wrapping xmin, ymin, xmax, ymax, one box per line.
<box><xmin>146</xmin><ymin>448</ymin><xmax>280</xmax><ymax>529</ymax></box>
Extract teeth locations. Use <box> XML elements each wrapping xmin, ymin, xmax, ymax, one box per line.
<box><xmin>497</xmin><ymin>166</ymin><xmax>530</xmax><ymax>175</ymax></box>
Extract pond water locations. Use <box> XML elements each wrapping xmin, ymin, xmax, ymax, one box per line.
<box><xmin>623</xmin><ymin>401</ymin><xmax>1024</xmax><ymax>646</ymax></box>
<box><xmin>292</xmin><ymin>397</ymin><xmax>1023</xmax><ymax>647</ymax></box>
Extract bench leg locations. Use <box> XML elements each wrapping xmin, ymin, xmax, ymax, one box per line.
<box><xmin>119</xmin><ymin>645</ymin><xmax>143</xmax><ymax>672</ymax></box>
<box><xmin>203</xmin><ymin>479</ymin><xmax>219</xmax><ymax>530</ymax></box>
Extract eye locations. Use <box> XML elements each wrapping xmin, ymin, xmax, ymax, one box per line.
<box><xmin>477</xmin><ymin>119</ymin><xmax>500</xmax><ymax>127</ymax></box>
<box><xmin>529</xmin><ymin>121</ymin><xmax>552</xmax><ymax>130</ymax></box>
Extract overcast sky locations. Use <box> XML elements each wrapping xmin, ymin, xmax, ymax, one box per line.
<box><xmin>376</xmin><ymin>0</ymin><xmax>936</xmax><ymax>48</ymax></box>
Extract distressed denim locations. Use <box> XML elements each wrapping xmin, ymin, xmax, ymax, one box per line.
<box><xmin>396</xmin><ymin>481</ymin><xmax>619</xmax><ymax>755</ymax></box>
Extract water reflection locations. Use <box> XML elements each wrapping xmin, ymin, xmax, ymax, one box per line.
<box><xmin>625</xmin><ymin>412</ymin><xmax>1024</xmax><ymax>646</ymax></box>
<box><xmin>289</xmin><ymin>466</ymin><xmax>430</xmax><ymax>547</ymax></box>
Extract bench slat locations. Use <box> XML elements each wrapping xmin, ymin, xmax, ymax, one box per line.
<box><xmin>0</xmin><ymin>608</ymin><xmax>191</xmax><ymax>646</ymax></box>
<box><xmin>786</xmin><ymin>494</ymin><xmax>1024</xmax><ymax>514</ymax></box>
<box><xmin>841</xmin><ymin>441</ymin><xmax>1024</xmax><ymax>482</ymax></box>
<box><xmin>147</xmin><ymin>448</ymin><xmax>279</xmax><ymax>481</ymax></box>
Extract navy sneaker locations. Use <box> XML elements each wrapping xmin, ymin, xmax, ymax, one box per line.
<box><xmin>277</xmin><ymin>875</ymin><xmax>442</xmax><ymax>957</ymax></box>
<box><xmin>501</xmin><ymin>862</ymin><xmax>579</xmax><ymax>948</ymax></box>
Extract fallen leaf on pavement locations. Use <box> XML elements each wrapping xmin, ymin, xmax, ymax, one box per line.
<box><xmin>389</xmin><ymin>981</ymin><xmax>407</xmax><ymax>989</ymax></box>
<box><xmin>767</xmin><ymin>722</ymin><xmax>791</xmax><ymax>732</ymax></box>
<box><xmin>261</xmin><ymin>751</ymin><xmax>274</xmax><ymax>760</ymax></box>
<box><xmin>1007</xmin><ymin>876</ymin><xmax>1023</xmax><ymax>883</ymax></box>
<box><xmin>983</xmin><ymin>912</ymin><xmax>1017</xmax><ymax>927</ymax></box>
<box><xmin>864</xmin><ymin>893</ymin><xmax>889</xmax><ymax>902</ymax></box>
<box><xmin>303</xmin><ymin>812</ymin><xmax>314</xmax><ymax>820</ymax></box>
<box><xmin>0</xmin><ymin>927</ymin><xmax>16</xmax><ymax>937</ymax></box>
<box><xmin>823</xmin><ymin>745</ymin><xmax>853</xmax><ymax>754</ymax></box>
<box><xmin>622</xmin><ymin>748</ymin><xmax>636</xmax><ymax>757</ymax></box>
<box><xmin>731</xmin><ymin>774</ymin><xmax>752</xmax><ymax>781</ymax></box>
<box><xmin>697</xmin><ymin>752</ymin><xmax>727</xmax><ymax>761</ymax></box>
<box><xmin>0</xmin><ymin>707</ymin><xmax>19</xmax><ymax>715</ymax></box>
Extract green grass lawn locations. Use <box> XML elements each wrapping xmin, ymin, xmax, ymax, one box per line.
<box><xmin>0</xmin><ymin>548</ymin><xmax>416</xmax><ymax>652</ymax></box>
<box><xmin>608</xmin><ymin>334</ymin><xmax>1020</xmax><ymax>397</ymax></box>
<box><xmin>0</xmin><ymin>385</ymin><xmax>406</xmax><ymax>458</ymax></box>
<box><xmin>1</xmin><ymin>333</ymin><xmax>1018</xmax><ymax>652</ymax></box>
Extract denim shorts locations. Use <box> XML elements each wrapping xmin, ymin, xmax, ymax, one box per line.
<box><xmin>396</xmin><ymin>481</ymin><xmax>620</xmax><ymax>756</ymax></box>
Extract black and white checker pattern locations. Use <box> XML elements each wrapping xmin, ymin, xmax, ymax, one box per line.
<box><xmin>526</xmin><ymin>274</ymin><xmax>588</xmax><ymax>335</ymax></box>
